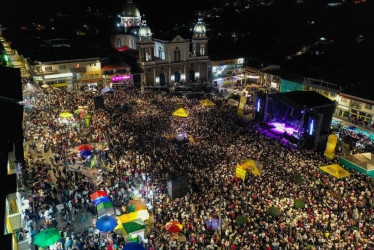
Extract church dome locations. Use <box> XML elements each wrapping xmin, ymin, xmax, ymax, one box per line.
<box><xmin>139</xmin><ymin>20</ymin><xmax>152</xmax><ymax>37</ymax></box>
<box><xmin>193</xmin><ymin>18</ymin><xmax>206</xmax><ymax>34</ymax></box>
<box><xmin>120</xmin><ymin>0</ymin><xmax>141</xmax><ymax>17</ymax></box>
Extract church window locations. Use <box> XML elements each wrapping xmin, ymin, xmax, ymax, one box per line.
<box><xmin>146</xmin><ymin>49</ymin><xmax>151</xmax><ymax>61</ymax></box>
<box><xmin>174</xmin><ymin>47</ymin><xmax>180</xmax><ymax>62</ymax></box>
<box><xmin>200</xmin><ymin>45</ymin><xmax>205</xmax><ymax>56</ymax></box>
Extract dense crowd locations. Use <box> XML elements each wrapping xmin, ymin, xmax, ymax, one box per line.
<box><xmin>331</xmin><ymin>121</ymin><xmax>374</xmax><ymax>153</ymax></box>
<box><xmin>23</xmin><ymin>86</ymin><xmax>374</xmax><ymax>250</ymax></box>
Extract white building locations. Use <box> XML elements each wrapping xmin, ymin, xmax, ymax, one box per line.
<box><xmin>335</xmin><ymin>93</ymin><xmax>374</xmax><ymax>126</ymax></box>
<box><xmin>32</xmin><ymin>58</ymin><xmax>102</xmax><ymax>87</ymax></box>
<box><xmin>111</xmin><ymin>1</ymin><xmax>209</xmax><ymax>86</ymax></box>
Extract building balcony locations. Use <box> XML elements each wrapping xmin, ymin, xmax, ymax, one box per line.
<box><xmin>71</xmin><ymin>67</ymin><xmax>87</xmax><ymax>73</ymax></box>
<box><xmin>350</xmin><ymin>104</ymin><xmax>361</xmax><ymax>110</ymax></box>
<box><xmin>189</xmin><ymin>55</ymin><xmax>209</xmax><ymax>60</ymax></box>
<box><xmin>6</xmin><ymin>193</ymin><xmax>22</xmax><ymax>231</ymax></box>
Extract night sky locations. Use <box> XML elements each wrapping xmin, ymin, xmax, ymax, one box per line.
<box><xmin>0</xmin><ymin>0</ymin><xmax>212</xmax><ymax>27</ymax></box>
<box><xmin>2</xmin><ymin>0</ymin><xmax>374</xmax><ymax>84</ymax></box>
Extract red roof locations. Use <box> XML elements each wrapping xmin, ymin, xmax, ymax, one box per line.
<box><xmin>102</xmin><ymin>64</ymin><xmax>130</xmax><ymax>71</ymax></box>
<box><xmin>117</xmin><ymin>45</ymin><xmax>131</xmax><ymax>52</ymax></box>
<box><xmin>339</xmin><ymin>94</ymin><xmax>374</xmax><ymax>106</ymax></box>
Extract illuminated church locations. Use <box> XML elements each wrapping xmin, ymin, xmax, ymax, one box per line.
<box><xmin>110</xmin><ymin>0</ymin><xmax>209</xmax><ymax>86</ymax></box>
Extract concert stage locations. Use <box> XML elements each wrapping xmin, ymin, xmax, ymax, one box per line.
<box><xmin>268</xmin><ymin>122</ymin><xmax>298</xmax><ymax>136</ymax></box>
<box><xmin>255</xmin><ymin>91</ymin><xmax>335</xmax><ymax>151</ymax></box>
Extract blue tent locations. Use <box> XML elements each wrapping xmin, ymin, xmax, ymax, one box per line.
<box><xmin>101</xmin><ymin>87</ymin><xmax>116</xmax><ymax>94</ymax></box>
<box><xmin>93</xmin><ymin>196</ymin><xmax>111</xmax><ymax>205</ymax></box>
<box><xmin>79</xmin><ymin>150</ymin><xmax>93</xmax><ymax>158</ymax></box>
<box><xmin>123</xmin><ymin>242</ymin><xmax>145</xmax><ymax>250</ymax></box>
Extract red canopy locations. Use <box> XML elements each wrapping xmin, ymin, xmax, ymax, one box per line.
<box><xmin>77</xmin><ymin>144</ymin><xmax>93</xmax><ymax>151</ymax></box>
<box><xmin>90</xmin><ymin>191</ymin><xmax>108</xmax><ymax>200</ymax></box>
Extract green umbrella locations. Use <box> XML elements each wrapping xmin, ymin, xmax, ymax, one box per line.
<box><xmin>33</xmin><ymin>228</ymin><xmax>61</xmax><ymax>247</ymax></box>
<box><xmin>97</xmin><ymin>202</ymin><xmax>113</xmax><ymax>210</ymax></box>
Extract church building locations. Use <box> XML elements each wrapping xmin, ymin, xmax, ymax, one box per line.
<box><xmin>110</xmin><ymin>0</ymin><xmax>209</xmax><ymax>86</ymax></box>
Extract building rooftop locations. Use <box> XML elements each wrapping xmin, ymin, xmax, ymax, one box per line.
<box><xmin>262</xmin><ymin>68</ymin><xmax>304</xmax><ymax>84</ymax></box>
<box><xmin>26</xmin><ymin>47</ymin><xmax>102</xmax><ymax>63</ymax></box>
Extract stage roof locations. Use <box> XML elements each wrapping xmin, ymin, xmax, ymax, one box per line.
<box><xmin>268</xmin><ymin>91</ymin><xmax>334</xmax><ymax>109</ymax></box>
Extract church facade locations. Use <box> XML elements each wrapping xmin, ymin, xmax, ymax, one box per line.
<box><xmin>110</xmin><ymin>0</ymin><xmax>209</xmax><ymax>86</ymax></box>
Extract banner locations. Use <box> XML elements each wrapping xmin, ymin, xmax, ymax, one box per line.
<box><xmin>237</xmin><ymin>96</ymin><xmax>247</xmax><ymax>116</ymax></box>
<box><xmin>235</xmin><ymin>165</ymin><xmax>246</xmax><ymax>181</ymax></box>
<box><xmin>206</xmin><ymin>218</ymin><xmax>222</xmax><ymax>230</ymax></box>
<box><xmin>324</xmin><ymin>134</ymin><xmax>338</xmax><ymax>159</ymax></box>
<box><xmin>85</xmin><ymin>118</ymin><xmax>90</xmax><ymax>128</ymax></box>
<box><xmin>90</xmin><ymin>155</ymin><xmax>97</xmax><ymax>169</ymax></box>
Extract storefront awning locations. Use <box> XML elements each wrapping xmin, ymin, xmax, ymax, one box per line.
<box><xmin>44</xmin><ymin>73</ymin><xmax>73</xmax><ymax>79</ymax></box>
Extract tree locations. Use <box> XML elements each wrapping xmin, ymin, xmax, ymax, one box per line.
<box><xmin>294</xmin><ymin>173</ymin><xmax>304</xmax><ymax>184</ymax></box>
<box><xmin>294</xmin><ymin>199</ymin><xmax>305</xmax><ymax>209</ymax></box>
<box><xmin>268</xmin><ymin>206</ymin><xmax>281</xmax><ymax>217</ymax></box>
<box><xmin>235</xmin><ymin>215</ymin><xmax>247</xmax><ymax>226</ymax></box>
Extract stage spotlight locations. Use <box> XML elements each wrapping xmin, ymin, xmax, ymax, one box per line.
<box><xmin>256</xmin><ymin>99</ymin><xmax>261</xmax><ymax>112</ymax></box>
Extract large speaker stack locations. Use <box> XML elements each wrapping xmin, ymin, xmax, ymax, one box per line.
<box><xmin>93</xmin><ymin>96</ymin><xmax>105</xmax><ymax>109</ymax></box>
<box><xmin>167</xmin><ymin>175</ymin><xmax>188</xmax><ymax>199</ymax></box>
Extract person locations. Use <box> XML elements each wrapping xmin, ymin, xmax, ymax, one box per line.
<box><xmin>52</xmin><ymin>217</ymin><xmax>58</xmax><ymax>228</ymax></box>
<box><xmin>81</xmin><ymin>213</ymin><xmax>86</xmax><ymax>223</ymax></box>
<box><xmin>65</xmin><ymin>237</ymin><xmax>71</xmax><ymax>250</ymax></box>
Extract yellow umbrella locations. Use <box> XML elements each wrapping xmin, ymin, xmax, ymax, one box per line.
<box><xmin>172</xmin><ymin>108</ymin><xmax>189</xmax><ymax>117</ymax></box>
<box><xmin>200</xmin><ymin>99</ymin><xmax>216</xmax><ymax>106</ymax></box>
<box><xmin>59</xmin><ymin>112</ymin><xmax>73</xmax><ymax>119</ymax></box>
<box><xmin>239</xmin><ymin>160</ymin><xmax>262</xmax><ymax>176</ymax></box>
<box><xmin>320</xmin><ymin>164</ymin><xmax>350</xmax><ymax>179</ymax></box>
<box><xmin>41</xmin><ymin>84</ymin><xmax>49</xmax><ymax>88</ymax></box>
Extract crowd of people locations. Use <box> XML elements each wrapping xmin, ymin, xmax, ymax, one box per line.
<box><xmin>331</xmin><ymin>121</ymin><xmax>374</xmax><ymax>154</ymax></box>
<box><xmin>22</xmin><ymin>85</ymin><xmax>374</xmax><ymax>250</ymax></box>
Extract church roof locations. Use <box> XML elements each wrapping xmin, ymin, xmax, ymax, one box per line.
<box><xmin>193</xmin><ymin>18</ymin><xmax>206</xmax><ymax>34</ymax></box>
<box><xmin>120</xmin><ymin>0</ymin><xmax>141</xmax><ymax>17</ymax></box>
<box><xmin>139</xmin><ymin>21</ymin><xmax>152</xmax><ymax>37</ymax></box>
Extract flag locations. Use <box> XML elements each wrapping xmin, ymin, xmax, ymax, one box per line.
<box><xmin>237</xmin><ymin>97</ymin><xmax>246</xmax><ymax>116</ymax></box>
<box><xmin>324</xmin><ymin>134</ymin><xmax>338</xmax><ymax>159</ymax></box>
<box><xmin>90</xmin><ymin>155</ymin><xmax>97</xmax><ymax>169</ymax></box>
<box><xmin>235</xmin><ymin>165</ymin><xmax>247</xmax><ymax>181</ymax></box>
